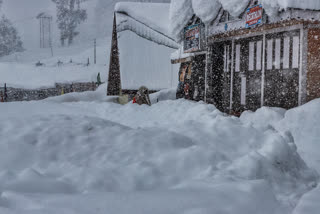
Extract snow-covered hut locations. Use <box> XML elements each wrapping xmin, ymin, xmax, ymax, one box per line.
<box><xmin>171</xmin><ymin>0</ymin><xmax>320</xmax><ymax>115</ymax></box>
<box><xmin>107</xmin><ymin>2</ymin><xmax>180</xmax><ymax>96</ymax></box>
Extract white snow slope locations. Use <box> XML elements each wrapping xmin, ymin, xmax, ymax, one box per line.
<box><xmin>0</xmin><ymin>86</ymin><xmax>319</xmax><ymax>214</ymax></box>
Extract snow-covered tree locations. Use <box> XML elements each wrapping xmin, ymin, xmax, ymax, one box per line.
<box><xmin>52</xmin><ymin>0</ymin><xmax>87</xmax><ymax>46</ymax></box>
<box><xmin>0</xmin><ymin>16</ymin><xmax>24</xmax><ymax>57</ymax></box>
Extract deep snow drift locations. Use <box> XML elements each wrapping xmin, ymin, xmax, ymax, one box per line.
<box><xmin>240</xmin><ymin>99</ymin><xmax>320</xmax><ymax>214</ymax></box>
<box><xmin>0</xmin><ymin>86</ymin><xmax>319</xmax><ymax>213</ymax></box>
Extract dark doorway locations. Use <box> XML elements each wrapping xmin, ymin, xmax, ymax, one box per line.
<box><xmin>209</xmin><ymin>42</ymin><xmax>225</xmax><ymax>112</ymax></box>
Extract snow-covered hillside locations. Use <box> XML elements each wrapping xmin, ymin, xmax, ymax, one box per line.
<box><xmin>0</xmin><ymin>87</ymin><xmax>319</xmax><ymax>214</ymax></box>
<box><xmin>0</xmin><ymin>38</ymin><xmax>109</xmax><ymax>89</ymax></box>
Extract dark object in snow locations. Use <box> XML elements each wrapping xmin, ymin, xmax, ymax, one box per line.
<box><xmin>133</xmin><ymin>86</ymin><xmax>151</xmax><ymax>106</ymax></box>
<box><xmin>57</xmin><ymin>60</ymin><xmax>63</xmax><ymax>66</ymax></box>
<box><xmin>36</xmin><ymin>61</ymin><xmax>45</xmax><ymax>67</ymax></box>
<box><xmin>87</xmin><ymin>58</ymin><xmax>90</xmax><ymax>66</ymax></box>
<box><xmin>96</xmin><ymin>72</ymin><xmax>102</xmax><ymax>86</ymax></box>
<box><xmin>0</xmin><ymin>91</ymin><xmax>4</xmax><ymax>102</ymax></box>
<box><xmin>4</xmin><ymin>83</ymin><xmax>7</xmax><ymax>102</ymax></box>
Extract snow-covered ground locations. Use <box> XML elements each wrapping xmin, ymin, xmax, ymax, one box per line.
<box><xmin>0</xmin><ymin>39</ymin><xmax>109</xmax><ymax>89</ymax></box>
<box><xmin>0</xmin><ymin>85</ymin><xmax>319</xmax><ymax>214</ymax></box>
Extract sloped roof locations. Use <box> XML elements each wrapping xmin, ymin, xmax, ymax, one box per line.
<box><xmin>115</xmin><ymin>2</ymin><xmax>179</xmax><ymax>49</ymax></box>
<box><xmin>170</xmin><ymin>0</ymin><xmax>320</xmax><ymax>41</ymax></box>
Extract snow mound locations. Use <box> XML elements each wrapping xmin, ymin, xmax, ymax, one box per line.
<box><xmin>0</xmin><ymin>181</ymin><xmax>287</xmax><ymax>214</ymax></box>
<box><xmin>261</xmin><ymin>0</ymin><xmax>320</xmax><ymax>15</ymax></box>
<box><xmin>240</xmin><ymin>106</ymin><xmax>286</xmax><ymax>130</ymax></box>
<box><xmin>0</xmin><ymin>95</ymin><xmax>319</xmax><ymax>212</ymax></box>
<box><xmin>276</xmin><ymin>99</ymin><xmax>320</xmax><ymax>173</ymax></box>
<box><xmin>169</xmin><ymin>0</ymin><xmax>194</xmax><ymax>41</ymax></box>
<box><xmin>0</xmin><ymin>168</ymin><xmax>76</xmax><ymax>194</ymax></box>
<box><xmin>45</xmin><ymin>83</ymin><xmax>111</xmax><ymax>103</ymax></box>
<box><xmin>238</xmin><ymin>98</ymin><xmax>320</xmax><ymax>214</ymax></box>
<box><xmin>293</xmin><ymin>185</ymin><xmax>320</xmax><ymax>214</ymax></box>
<box><xmin>150</xmin><ymin>88</ymin><xmax>177</xmax><ymax>103</ymax></box>
<box><xmin>191</xmin><ymin>0</ymin><xmax>222</xmax><ymax>24</ymax></box>
<box><xmin>219</xmin><ymin>0</ymin><xmax>250</xmax><ymax>17</ymax></box>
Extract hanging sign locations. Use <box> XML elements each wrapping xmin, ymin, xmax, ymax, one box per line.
<box><xmin>184</xmin><ymin>24</ymin><xmax>201</xmax><ymax>53</ymax></box>
<box><xmin>245</xmin><ymin>4</ymin><xmax>263</xmax><ymax>28</ymax></box>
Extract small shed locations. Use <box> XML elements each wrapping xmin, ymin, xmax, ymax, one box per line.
<box><xmin>171</xmin><ymin>0</ymin><xmax>320</xmax><ymax>115</ymax></box>
<box><xmin>107</xmin><ymin>2</ymin><xmax>180</xmax><ymax>96</ymax></box>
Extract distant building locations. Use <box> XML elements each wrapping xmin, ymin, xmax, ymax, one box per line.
<box><xmin>37</xmin><ymin>12</ymin><xmax>53</xmax><ymax>49</ymax></box>
<box><xmin>107</xmin><ymin>2</ymin><xmax>180</xmax><ymax>96</ymax></box>
<box><xmin>172</xmin><ymin>0</ymin><xmax>320</xmax><ymax>115</ymax></box>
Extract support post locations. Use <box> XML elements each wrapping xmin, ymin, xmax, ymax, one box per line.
<box><xmin>204</xmin><ymin>25</ymin><xmax>208</xmax><ymax>103</ymax></box>
<box><xmin>229</xmin><ymin>40</ymin><xmax>235</xmax><ymax>113</ymax></box>
<box><xmin>94</xmin><ymin>39</ymin><xmax>97</xmax><ymax>64</ymax></box>
<box><xmin>261</xmin><ymin>33</ymin><xmax>266</xmax><ymax>107</ymax></box>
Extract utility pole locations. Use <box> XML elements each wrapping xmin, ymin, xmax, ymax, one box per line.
<box><xmin>4</xmin><ymin>83</ymin><xmax>8</xmax><ymax>102</ymax></box>
<box><xmin>94</xmin><ymin>39</ymin><xmax>97</xmax><ymax>64</ymax></box>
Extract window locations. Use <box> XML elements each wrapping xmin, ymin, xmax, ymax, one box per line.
<box><xmin>224</xmin><ymin>45</ymin><xmax>230</xmax><ymax>72</ymax></box>
<box><xmin>292</xmin><ymin>36</ymin><xmax>300</xmax><ymax>68</ymax></box>
<box><xmin>235</xmin><ymin>44</ymin><xmax>241</xmax><ymax>72</ymax></box>
<box><xmin>256</xmin><ymin>41</ymin><xmax>262</xmax><ymax>71</ymax></box>
<box><xmin>283</xmin><ymin>37</ymin><xmax>290</xmax><ymax>69</ymax></box>
<box><xmin>249</xmin><ymin>42</ymin><xmax>255</xmax><ymax>71</ymax></box>
<box><xmin>267</xmin><ymin>39</ymin><xmax>273</xmax><ymax>70</ymax></box>
<box><xmin>241</xmin><ymin>76</ymin><xmax>247</xmax><ymax>105</ymax></box>
<box><xmin>275</xmin><ymin>39</ymin><xmax>281</xmax><ymax>69</ymax></box>
<box><xmin>220</xmin><ymin>11</ymin><xmax>228</xmax><ymax>23</ymax></box>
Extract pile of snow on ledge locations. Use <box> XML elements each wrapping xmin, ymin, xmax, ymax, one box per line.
<box><xmin>170</xmin><ymin>0</ymin><xmax>320</xmax><ymax>41</ymax></box>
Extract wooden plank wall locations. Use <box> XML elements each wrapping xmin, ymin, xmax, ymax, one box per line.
<box><xmin>307</xmin><ymin>28</ymin><xmax>320</xmax><ymax>101</ymax></box>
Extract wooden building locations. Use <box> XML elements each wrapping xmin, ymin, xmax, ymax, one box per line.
<box><xmin>172</xmin><ymin>0</ymin><xmax>320</xmax><ymax>115</ymax></box>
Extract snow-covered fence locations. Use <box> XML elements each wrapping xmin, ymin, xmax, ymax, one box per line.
<box><xmin>0</xmin><ymin>82</ymin><xmax>96</xmax><ymax>102</ymax></box>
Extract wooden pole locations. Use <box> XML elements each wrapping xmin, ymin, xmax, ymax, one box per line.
<box><xmin>94</xmin><ymin>39</ymin><xmax>97</xmax><ymax>64</ymax></box>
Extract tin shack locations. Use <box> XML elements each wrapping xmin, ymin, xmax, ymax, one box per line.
<box><xmin>108</xmin><ymin>2</ymin><xmax>179</xmax><ymax>96</ymax></box>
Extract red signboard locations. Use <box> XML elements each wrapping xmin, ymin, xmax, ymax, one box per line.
<box><xmin>246</xmin><ymin>5</ymin><xmax>263</xmax><ymax>28</ymax></box>
<box><xmin>184</xmin><ymin>24</ymin><xmax>201</xmax><ymax>53</ymax></box>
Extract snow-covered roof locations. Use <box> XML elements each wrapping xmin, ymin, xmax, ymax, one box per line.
<box><xmin>36</xmin><ymin>12</ymin><xmax>52</xmax><ymax>19</ymax></box>
<box><xmin>170</xmin><ymin>0</ymin><xmax>320</xmax><ymax>41</ymax></box>
<box><xmin>263</xmin><ymin>0</ymin><xmax>320</xmax><ymax>11</ymax></box>
<box><xmin>115</xmin><ymin>2</ymin><xmax>179</xmax><ymax>49</ymax></box>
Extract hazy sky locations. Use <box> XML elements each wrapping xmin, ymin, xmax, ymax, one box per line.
<box><xmin>0</xmin><ymin>0</ymin><xmax>171</xmax><ymax>49</ymax></box>
<box><xmin>2</xmin><ymin>0</ymin><xmax>54</xmax><ymax>21</ymax></box>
